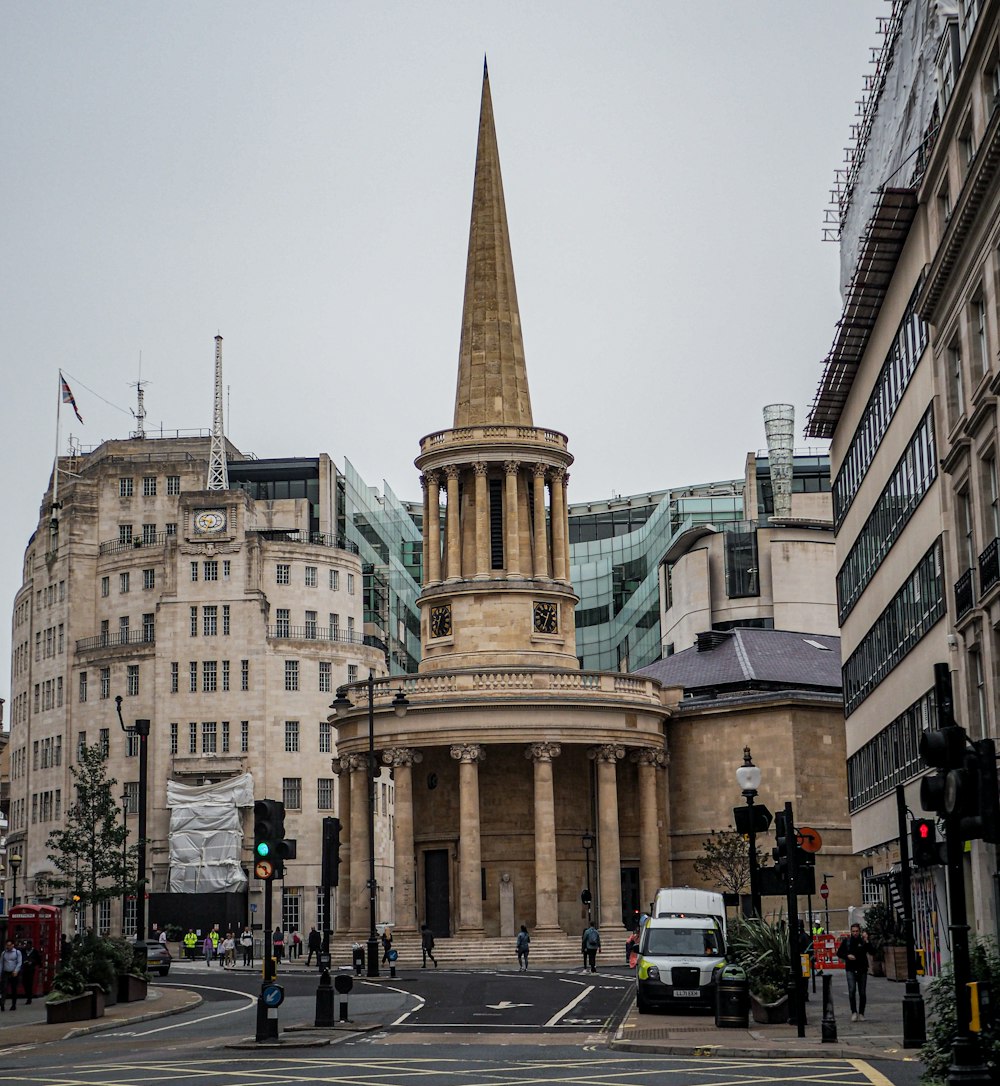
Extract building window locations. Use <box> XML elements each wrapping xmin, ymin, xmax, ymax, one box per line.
<box><xmin>330</xmin><ymin>569</ymin><xmax>339</xmax><ymax>590</ymax></box>
<box><xmin>166</xmin><ymin>475</ymin><xmax>181</xmax><ymax>496</ymax></box>
<box><xmin>190</xmin><ymin>662</ymin><xmax>198</xmax><ymax>693</ymax></box>
<box><xmin>203</xmin><ymin>660</ymin><xmax>218</xmax><ymax>693</ymax></box>
<box><xmin>285</xmin><ymin>660</ymin><xmax>299</xmax><ymax>692</ymax></box>
<box><xmin>275</xmin><ymin>608</ymin><xmax>290</xmax><ymax>638</ymax></box>
<box><xmin>143</xmin><ymin>613</ymin><xmax>155</xmax><ymax>642</ymax></box>
<box><xmin>987</xmin><ymin>454</ymin><xmax>1000</xmax><ymax>542</ymax></box>
<box><xmin>281</xmin><ymin>888</ymin><xmax>300</xmax><ymax>933</ymax></box>
<box><xmin>202</xmin><ymin>721</ymin><xmax>217</xmax><ymax>754</ymax></box>
<box><xmin>240</xmin><ymin>720</ymin><xmax>249</xmax><ymax>752</ymax></box>
<box><xmin>190</xmin><ymin>562</ymin><xmax>198</xmax><ymax>582</ymax></box>
<box><xmin>142</xmin><ymin>523</ymin><xmax>157</xmax><ymax>544</ymax></box>
<box><xmin>347</xmin><ymin>616</ymin><xmax>355</xmax><ymax>641</ymax></box>
<box><xmin>190</xmin><ymin>606</ymin><xmax>198</xmax><ymax>637</ymax></box>
<box><xmin>285</xmin><ymin>720</ymin><xmax>300</xmax><ymax>753</ymax></box>
<box><xmin>165</xmin><ymin>522</ymin><xmax>177</xmax><ymax>536</ymax></box>
<box><xmin>170</xmin><ymin>722</ymin><xmax>178</xmax><ymax>755</ymax></box>
<box><xmin>276</xmin><ymin>563</ymin><xmax>290</xmax><ymax>585</ymax></box>
<box><xmin>347</xmin><ymin>573</ymin><xmax>355</xmax><ymax>595</ymax></box>
<box><xmin>222</xmin><ymin>720</ymin><xmax>230</xmax><ymax>753</ymax></box>
<box><xmin>959</xmin><ymin>488</ymin><xmax>976</xmax><ymax>572</ymax></box>
<box><xmin>77</xmin><ymin>732</ymin><xmax>86</xmax><ymax>761</ymax></box>
<box><xmin>223</xmin><ymin>605</ymin><xmax>230</xmax><ymax>636</ymax></box>
<box><xmin>126</xmin><ymin>664</ymin><xmax>139</xmax><ymax>697</ymax></box>
<box><xmin>99</xmin><ymin>728</ymin><xmax>110</xmax><ymax>757</ymax></box>
<box><xmin>120</xmin><ymin>572</ymin><xmax>130</xmax><ymax>594</ymax></box>
<box><xmin>204</xmin><ymin>560</ymin><xmax>218</xmax><ymax>582</ymax></box>
<box><xmin>222</xmin><ymin>659</ymin><xmax>230</xmax><ymax>691</ymax></box>
<box><xmin>319</xmin><ymin>662</ymin><xmax>331</xmax><ymax>692</ymax></box>
<box><xmin>348</xmin><ymin>664</ymin><xmax>358</xmax><ymax>683</ymax></box>
<box><xmin>305</xmin><ymin>566</ymin><xmax>318</xmax><ymax>587</ymax></box>
<box><xmin>120</xmin><ymin>615</ymin><xmax>130</xmax><ymax>639</ymax></box>
<box><xmin>305</xmin><ymin>611</ymin><xmax>317</xmax><ymax>639</ymax></box>
<box><xmin>319</xmin><ymin>721</ymin><xmax>332</xmax><ymax>753</ymax></box>
<box><xmin>329</xmin><ymin>613</ymin><xmax>340</xmax><ymax>640</ymax></box>
<box><xmin>100</xmin><ymin>667</ymin><xmax>111</xmax><ymax>700</ymax></box>
<box><xmin>241</xmin><ymin>660</ymin><xmax>249</xmax><ymax>691</ymax></box>
<box><xmin>170</xmin><ymin>662</ymin><xmax>179</xmax><ymax>694</ymax></box>
<box><xmin>948</xmin><ymin>338</ymin><xmax>966</xmax><ymax>425</ymax></box>
<box><xmin>189</xmin><ymin>722</ymin><xmax>198</xmax><ymax>754</ymax></box>
<box><xmin>98</xmin><ymin>900</ymin><xmax>111</xmax><ymax>935</ymax></box>
<box><xmin>972</xmin><ymin>294</ymin><xmax>988</xmax><ymax>377</ymax></box>
<box><xmin>119</xmin><ymin>524</ymin><xmax>133</xmax><ymax>545</ymax></box>
<box><xmin>101</xmin><ymin>576</ymin><xmax>110</xmax><ymax>598</ymax></box>
<box><xmin>79</xmin><ymin>672</ymin><xmax>88</xmax><ymax>703</ymax></box>
<box><xmin>317</xmin><ymin>778</ymin><xmax>334</xmax><ymax>810</ymax></box>
<box><xmin>223</xmin><ymin>560</ymin><xmax>231</xmax><ymax>580</ymax></box>
<box><xmin>120</xmin><ymin>477</ymin><xmax>134</xmax><ymax>497</ymax></box>
<box><xmin>203</xmin><ymin>605</ymin><xmax>218</xmax><ymax>636</ymax></box>
<box><xmin>143</xmin><ymin>568</ymin><xmax>155</xmax><ymax>590</ymax></box>
<box><xmin>142</xmin><ymin>476</ymin><xmax>157</xmax><ymax>496</ymax></box>
<box><xmin>282</xmin><ymin>778</ymin><xmax>302</xmax><ymax>810</ymax></box>
<box><xmin>126</xmin><ymin>731</ymin><xmax>139</xmax><ymax>757</ymax></box>
<box><xmin>970</xmin><ymin>646</ymin><xmax>987</xmax><ymax>740</ymax></box>
<box><xmin>724</xmin><ymin>526</ymin><xmax>759</xmax><ymax>598</ymax></box>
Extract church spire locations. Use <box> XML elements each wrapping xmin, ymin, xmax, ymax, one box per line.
<box><xmin>453</xmin><ymin>61</ymin><xmax>533</xmax><ymax>428</ymax></box>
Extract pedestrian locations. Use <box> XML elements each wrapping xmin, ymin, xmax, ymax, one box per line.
<box><xmin>272</xmin><ymin>926</ymin><xmax>285</xmax><ymax>961</ymax></box>
<box><xmin>221</xmin><ymin>932</ymin><xmax>236</xmax><ymax>969</ymax></box>
<box><xmin>837</xmin><ymin>923</ymin><xmax>875</xmax><ymax>1022</ymax></box>
<box><xmin>210</xmin><ymin>927</ymin><xmax>220</xmax><ymax>963</ymax></box>
<box><xmin>20</xmin><ymin>941</ymin><xmax>42</xmax><ymax>1004</ymax></box>
<box><xmin>582</xmin><ymin>922</ymin><xmax>601</xmax><ymax>972</ymax></box>
<box><xmin>0</xmin><ymin>941</ymin><xmax>21</xmax><ymax>1011</ymax></box>
<box><xmin>158</xmin><ymin>928</ymin><xmax>169</xmax><ymax>947</ymax></box>
<box><xmin>240</xmin><ymin>927</ymin><xmax>254</xmax><ymax>966</ymax></box>
<box><xmin>183</xmin><ymin>928</ymin><xmax>197</xmax><ymax>960</ymax></box>
<box><xmin>306</xmin><ymin>926</ymin><xmax>322</xmax><ymax>966</ymax></box>
<box><xmin>420</xmin><ymin>923</ymin><xmax>437</xmax><ymax>968</ymax></box>
<box><xmin>292</xmin><ymin>929</ymin><xmax>302</xmax><ymax>959</ymax></box>
<box><xmin>60</xmin><ymin>933</ymin><xmax>72</xmax><ymax>962</ymax></box>
<box><xmin>380</xmin><ymin>927</ymin><xmax>393</xmax><ymax>965</ymax></box>
<box><xmin>516</xmin><ymin>924</ymin><xmax>530</xmax><ymax>971</ymax></box>
<box><xmin>202</xmin><ymin>933</ymin><xmax>214</xmax><ymax>966</ymax></box>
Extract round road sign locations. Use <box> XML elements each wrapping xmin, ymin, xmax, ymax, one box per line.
<box><xmin>796</xmin><ymin>826</ymin><xmax>823</xmax><ymax>853</ymax></box>
<box><xmin>820</xmin><ymin>882</ymin><xmax>830</xmax><ymax>900</ymax></box>
<box><xmin>262</xmin><ymin>983</ymin><xmax>284</xmax><ymax>1007</ymax></box>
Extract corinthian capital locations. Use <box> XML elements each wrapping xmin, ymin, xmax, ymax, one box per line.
<box><xmin>383</xmin><ymin>747</ymin><xmax>423</xmax><ymax>769</ymax></box>
<box><xmin>503</xmin><ymin>460</ymin><xmax>520</xmax><ymax>477</ymax></box>
<box><xmin>472</xmin><ymin>461</ymin><xmax>489</xmax><ymax>478</ymax></box>
<box><xmin>588</xmin><ymin>743</ymin><xmax>625</xmax><ymax>765</ymax></box>
<box><xmin>525</xmin><ymin>742</ymin><xmax>561</xmax><ymax>763</ymax></box>
<box><xmin>344</xmin><ymin>753</ymin><xmax>370</xmax><ymax>773</ymax></box>
<box><xmin>450</xmin><ymin>743</ymin><xmax>486</xmax><ymax>765</ymax></box>
<box><xmin>630</xmin><ymin>747</ymin><xmax>668</xmax><ymax>769</ymax></box>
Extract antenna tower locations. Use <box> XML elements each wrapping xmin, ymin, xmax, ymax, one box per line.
<box><xmin>207</xmin><ymin>334</ymin><xmax>230</xmax><ymax>490</ymax></box>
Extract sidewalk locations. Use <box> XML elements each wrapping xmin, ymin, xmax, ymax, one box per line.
<box><xmin>613</xmin><ymin>970</ymin><xmax>930</xmax><ymax>1062</ymax></box>
<box><xmin>0</xmin><ymin>984</ymin><xmax>201</xmax><ymax>1047</ymax></box>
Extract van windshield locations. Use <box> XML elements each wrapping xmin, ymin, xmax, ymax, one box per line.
<box><xmin>643</xmin><ymin>927</ymin><xmax>722</xmax><ymax>957</ymax></box>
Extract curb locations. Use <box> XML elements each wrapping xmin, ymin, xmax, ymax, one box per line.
<box><xmin>610</xmin><ymin>1038</ymin><xmax>912</xmax><ymax>1061</ymax></box>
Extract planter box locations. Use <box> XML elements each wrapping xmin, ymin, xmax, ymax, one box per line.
<box><xmin>117</xmin><ymin>974</ymin><xmax>148</xmax><ymax>1003</ymax></box>
<box><xmin>750</xmin><ymin>993</ymin><xmax>789</xmax><ymax>1024</ymax></box>
<box><xmin>46</xmin><ymin>988</ymin><xmax>106</xmax><ymax>1024</ymax></box>
<box><xmin>882</xmin><ymin>945</ymin><xmax>909</xmax><ymax>982</ymax></box>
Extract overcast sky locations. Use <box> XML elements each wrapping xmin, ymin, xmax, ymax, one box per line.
<box><xmin>1</xmin><ymin>1</ymin><xmax>880</xmax><ymax>706</ymax></box>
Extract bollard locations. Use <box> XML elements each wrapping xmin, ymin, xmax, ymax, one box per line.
<box><xmin>334</xmin><ymin>973</ymin><xmax>353</xmax><ymax>1023</ymax></box>
<box><xmin>314</xmin><ymin>968</ymin><xmax>334</xmax><ymax>1027</ymax></box>
<box><xmin>821</xmin><ymin>973</ymin><xmax>837</xmax><ymax>1043</ymax></box>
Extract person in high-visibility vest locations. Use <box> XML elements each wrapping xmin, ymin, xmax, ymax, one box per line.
<box><xmin>209</xmin><ymin>928</ymin><xmax>220</xmax><ymax>964</ymax></box>
<box><xmin>183</xmin><ymin>929</ymin><xmax>198</xmax><ymax>960</ymax></box>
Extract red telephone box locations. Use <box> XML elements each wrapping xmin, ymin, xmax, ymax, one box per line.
<box><xmin>7</xmin><ymin>905</ymin><xmax>60</xmax><ymax>996</ymax></box>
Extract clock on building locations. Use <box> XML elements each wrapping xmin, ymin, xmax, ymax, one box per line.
<box><xmin>533</xmin><ymin>601</ymin><xmax>559</xmax><ymax>634</ymax></box>
<box><xmin>193</xmin><ymin>509</ymin><xmax>227</xmax><ymax>534</ymax></box>
<box><xmin>429</xmin><ymin>604</ymin><xmax>453</xmax><ymax>638</ymax></box>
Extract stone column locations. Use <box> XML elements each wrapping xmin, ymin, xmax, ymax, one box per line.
<box><xmin>383</xmin><ymin>747</ymin><xmax>423</xmax><ymax>932</ymax></box>
<box><xmin>445</xmin><ymin>465</ymin><xmax>461</xmax><ymax>580</ymax></box>
<box><xmin>473</xmin><ymin>462</ymin><xmax>489</xmax><ymax>578</ymax></box>
<box><xmin>426</xmin><ymin>471</ymin><xmax>442</xmax><ymax>583</ymax></box>
<box><xmin>419</xmin><ymin>474</ymin><xmax>430</xmax><ymax>587</ymax></box>
<box><xmin>632</xmin><ymin>748</ymin><xmax>668</xmax><ymax>913</ymax></box>
<box><xmin>550</xmin><ymin>468</ymin><xmax>567</xmax><ymax>581</ymax></box>
<box><xmin>526</xmin><ymin>742</ymin><xmax>561</xmax><ymax>930</ymax></box>
<box><xmin>346</xmin><ymin>753</ymin><xmax>370</xmax><ymax>934</ymax></box>
<box><xmin>504</xmin><ymin>461</ymin><xmax>520</xmax><ymax>576</ymax></box>
<box><xmin>331</xmin><ymin>757</ymin><xmax>352</xmax><ymax>934</ymax></box>
<box><xmin>658</xmin><ymin>746</ymin><xmax>673</xmax><ymax>887</ymax></box>
<box><xmin>532</xmin><ymin>464</ymin><xmax>548</xmax><ymax>578</ymax></box>
<box><xmin>590</xmin><ymin>743</ymin><xmax>625</xmax><ymax>930</ymax></box>
<box><xmin>561</xmin><ymin>472</ymin><xmax>572</xmax><ymax>576</ymax></box>
<box><xmin>450</xmin><ymin>743</ymin><xmax>486</xmax><ymax>933</ymax></box>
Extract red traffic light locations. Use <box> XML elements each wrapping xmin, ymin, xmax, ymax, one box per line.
<box><xmin>917</xmin><ymin>822</ymin><xmax>931</xmax><ymax>839</ymax></box>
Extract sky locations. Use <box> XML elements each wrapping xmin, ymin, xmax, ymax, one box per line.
<box><xmin>0</xmin><ymin>1</ymin><xmax>881</xmax><ymax>707</ymax></box>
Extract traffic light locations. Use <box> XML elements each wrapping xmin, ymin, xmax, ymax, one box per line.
<box><xmin>919</xmin><ymin>721</ymin><xmax>967</xmax><ymax>818</ymax></box>
<box><xmin>772</xmin><ymin>810</ymin><xmax>790</xmax><ymax>878</ymax></box>
<box><xmin>911</xmin><ymin>818</ymin><xmax>939</xmax><ymax>867</ymax></box>
<box><xmin>961</xmin><ymin>737</ymin><xmax>1000</xmax><ymax>845</ymax></box>
<box><xmin>321</xmin><ymin>817</ymin><xmax>342</xmax><ymax>888</ymax></box>
<box><xmin>253</xmin><ymin>799</ymin><xmax>287</xmax><ymax>880</ymax></box>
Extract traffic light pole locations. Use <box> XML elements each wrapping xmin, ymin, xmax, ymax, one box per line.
<box><xmin>894</xmin><ymin>785</ymin><xmax>926</xmax><ymax>1049</ymax></box>
<box><xmin>782</xmin><ymin>802</ymin><xmax>806</xmax><ymax>1038</ymax></box>
<box><xmin>255</xmin><ymin>875</ymin><xmax>278</xmax><ymax>1042</ymax></box>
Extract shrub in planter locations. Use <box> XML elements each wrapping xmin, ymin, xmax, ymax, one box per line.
<box><xmin>49</xmin><ymin>933</ymin><xmax>117</xmax><ymax>1003</ymax></box>
<box><xmin>727</xmin><ymin>917</ymin><xmax>790</xmax><ymax>1005</ymax></box>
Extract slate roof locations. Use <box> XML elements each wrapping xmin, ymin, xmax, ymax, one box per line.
<box><xmin>638</xmin><ymin>628</ymin><xmax>842</xmax><ymax>696</ymax></box>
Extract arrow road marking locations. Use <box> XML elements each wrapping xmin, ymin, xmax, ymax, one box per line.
<box><xmin>486</xmin><ymin>1000</ymin><xmax>532</xmax><ymax>1009</ymax></box>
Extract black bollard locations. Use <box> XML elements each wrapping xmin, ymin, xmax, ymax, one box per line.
<box><xmin>334</xmin><ymin>973</ymin><xmax>353</xmax><ymax>1023</ymax></box>
<box><xmin>821</xmin><ymin>973</ymin><xmax>837</xmax><ymax>1043</ymax></box>
<box><xmin>314</xmin><ymin>968</ymin><xmax>334</xmax><ymax>1027</ymax></box>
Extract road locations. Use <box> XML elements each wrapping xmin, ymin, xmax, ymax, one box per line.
<box><xmin>0</xmin><ymin>961</ymin><xmax>925</xmax><ymax>1086</ymax></box>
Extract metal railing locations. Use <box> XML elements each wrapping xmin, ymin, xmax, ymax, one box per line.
<box><xmin>76</xmin><ymin>631</ymin><xmax>155</xmax><ymax>651</ymax></box>
<box><xmin>266</xmin><ymin>625</ymin><xmax>365</xmax><ymax>645</ymax></box>
<box><xmin>99</xmin><ymin>532</ymin><xmax>174</xmax><ymax>556</ymax></box>
<box><xmin>979</xmin><ymin>537</ymin><xmax>1000</xmax><ymax>596</ymax></box>
<box><xmin>955</xmin><ymin>567</ymin><xmax>976</xmax><ymax>620</ymax></box>
<box><xmin>253</xmin><ymin>530</ymin><xmax>359</xmax><ymax>554</ymax></box>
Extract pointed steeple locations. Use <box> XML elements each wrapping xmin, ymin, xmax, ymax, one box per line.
<box><xmin>453</xmin><ymin>61</ymin><xmax>533</xmax><ymax>428</ymax></box>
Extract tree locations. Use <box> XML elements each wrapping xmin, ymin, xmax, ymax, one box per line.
<box><xmin>692</xmin><ymin>828</ymin><xmax>764</xmax><ymax>896</ymax></box>
<box><xmin>46</xmin><ymin>744</ymin><xmax>138</xmax><ymax>932</ymax></box>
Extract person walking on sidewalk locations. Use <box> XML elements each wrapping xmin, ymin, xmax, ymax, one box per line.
<box><xmin>272</xmin><ymin>926</ymin><xmax>285</xmax><ymax>961</ymax></box>
<box><xmin>420</xmin><ymin>923</ymin><xmax>437</xmax><ymax>968</ymax></box>
<box><xmin>20</xmin><ymin>941</ymin><xmax>42</xmax><ymax>1004</ymax></box>
<box><xmin>202</xmin><ymin>934</ymin><xmax>214</xmax><ymax>967</ymax></box>
<box><xmin>240</xmin><ymin>927</ymin><xmax>254</xmax><ymax>966</ymax></box>
<box><xmin>0</xmin><ymin>942</ymin><xmax>21</xmax><ymax>1011</ymax></box>
<box><xmin>582</xmin><ymin>923</ymin><xmax>601</xmax><ymax>973</ymax></box>
<box><xmin>221</xmin><ymin>932</ymin><xmax>236</xmax><ymax>969</ymax></box>
<box><xmin>837</xmin><ymin>923</ymin><xmax>875</xmax><ymax>1021</ymax></box>
<box><xmin>516</xmin><ymin>925</ymin><xmax>530</xmax><ymax>971</ymax></box>
<box><xmin>306</xmin><ymin>927</ymin><xmax>322</xmax><ymax>966</ymax></box>
<box><xmin>380</xmin><ymin>927</ymin><xmax>393</xmax><ymax>965</ymax></box>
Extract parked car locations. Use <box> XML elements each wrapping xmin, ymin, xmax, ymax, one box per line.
<box><xmin>134</xmin><ymin>938</ymin><xmax>171</xmax><ymax>976</ymax></box>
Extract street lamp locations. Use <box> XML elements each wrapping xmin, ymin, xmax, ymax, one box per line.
<box><xmin>121</xmin><ymin>793</ymin><xmax>129</xmax><ymax>936</ymax></box>
<box><xmin>581</xmin><ymin>833</ymin><xmax>595</xmax><ymax>924</ymax></box>
<box><xmin>735</xmin><ymin>747</ymin><xmax>762</xmax><ymax>918</ymax></box>
<box><xmin>331</xmin><ymin>672</ymin><xmax>409</xmax><ymax>977</ymax></box>
<box><xmin>9</xmin><ymin>854</ymin><xmax>21</xmax><ymax>909</ymax></box>
<box><xmin>115</xmin><ymin>697</ymin><xmax>150</xmax><ymax>940</ymax></box>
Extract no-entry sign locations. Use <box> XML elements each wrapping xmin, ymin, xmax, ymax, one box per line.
<box><xmin>820</xmin><ymin>882</ymin><xmax>830</xmax><ymax>900</ymax></box>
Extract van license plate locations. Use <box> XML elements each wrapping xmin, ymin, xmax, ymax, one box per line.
<box><xmin>673</xmin><ymin>989</ymin><xmax>700</xmax><ymax>998</ymax></box>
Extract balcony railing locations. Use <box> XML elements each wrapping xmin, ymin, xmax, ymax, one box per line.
<box><xmin>253</xmin><ymin>529</ymin><xmax>360</xmax><ymax>554</ymax></box>
<box><xmin>99</xmin><ymin>532</ymin><xmax>174</xmax><ymax>556</ymax></box>
<box><xmin>955</xmin><ymin>567</ymin><xmax>976</xmax><ymax>620</ymax></box>
<box><xmin>979</xmin><ymin>536</ymin><xmax>1000</xmax><ymax>596</ymax></box>
<box><xmin>76</xmin><ymin>631</ymin><xmax>155</xmax><ymax>651</ymax></box>
<box><xmin>266</xmin><ymin>625</ymin><xmax>366</xmax><ymax>645</ymax></box>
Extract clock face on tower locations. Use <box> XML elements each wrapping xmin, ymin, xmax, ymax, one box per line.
<box><xmin>533</xmin><ymin>601</ymin><xmax>559</xmax><ymax>634</ymax></box>
<box><xmin>193</xmin><ymin>509</ymin><xmax>227</xmax><ymax>535</ymax></box>
<box><xmin>429</xmin><ymin>604</ymin><xmax>453</xmax><ymax>639</ymax></box>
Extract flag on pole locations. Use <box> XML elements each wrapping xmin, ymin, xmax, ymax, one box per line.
<box><xmin>60</xmin><ymin>373</ymin><xmax>84</xmax><ymax>424</ymax></box>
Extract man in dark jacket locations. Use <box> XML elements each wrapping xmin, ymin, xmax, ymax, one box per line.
<box><xmin>837</xmin><ymin>923</ymin><xmax>874</xmax><ymax>1021</ymax></box>
<box><xmin>306</xmin><ymin>927</ymin><xmax>323</xmax><ymax>967</ymax></box>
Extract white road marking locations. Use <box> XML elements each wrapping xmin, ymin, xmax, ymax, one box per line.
<box><xmin>125</xmin><ymin>982</ymin><xmax>255</xmax><ymax>1035</ymax></box>
<box><xmin>486</xmin><ymin>1000</ymin><xmax>532</xmax><ymax>1009</ymax></box>
<box><xmin>545</xmin><ymin>983</ymin><xmax>595</xmax><ymax>1026</ymax></box>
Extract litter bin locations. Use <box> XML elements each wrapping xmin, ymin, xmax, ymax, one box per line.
<box><xmin>715</xmin><ymin>963</ymin><xmax>750</xmax><ymax>1028</ymax></box>
<box><xmin>351</xmin><ymin>943</ymin><xmax>365</xmax><ymax>975</ymax></box>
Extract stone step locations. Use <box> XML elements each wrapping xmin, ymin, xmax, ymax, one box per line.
<box><xmin>328</xmin><ymin>931</ymin><xmax>621</xmax><ymax>966</ymax></box>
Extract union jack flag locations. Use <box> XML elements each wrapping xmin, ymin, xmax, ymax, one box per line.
<box><xmin>60</xmin><ymin>373</ymin><xmax>83</xmax><ymax>424</ymax></box>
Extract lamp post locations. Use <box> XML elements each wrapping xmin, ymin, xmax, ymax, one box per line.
<box><xmin>582</xmin><ymin>833</ymin><xmax>595</xmax><ymax>925</ymax></box>
<box><xmin>121</xmin><ymin>793</ymin><xmax>129</xmax><ymax>936</ymax></box>
<box><xmin>331</xmin><ymin>672</ymin><xmax>409</xmax><ymax>978</ymax></box>
<box><xmin>735</xmin><ymin>747</ymin><xmax>762</xmax><ymax>918</ymax></box>
<box><xmin>115</xmin><ymin>697</ymin><xmax>150</xmax><ymax>940</ymax></box>
<box><xmin>9</xmin><ymin>854</ymin><xmax>21</xmax><ymax>909</ymax></box>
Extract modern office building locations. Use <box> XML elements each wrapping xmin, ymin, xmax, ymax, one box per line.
<box><xmin>807</xmin><ymin>0</ymin><xmax>1000</xmax><ymax>960</ymax></box>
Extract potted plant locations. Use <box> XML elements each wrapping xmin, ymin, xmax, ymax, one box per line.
<box><xmin>108</xmin><ymin>936</ymin><xmax>149</xmax><ymax>1003</ymax></box>
<box><xmin>863</xmin><ymin>902</ymin><xmax>902</xmax><ymax>979</ymax></box>
<box><xmin>45</xmin><ymin>933</ymin><xmax>116</xmax><ymax>1023</ymax></box>
<box><xmin>727</xmin><ymin>917</ymin><xmax>790</xmax><ymax>1023</ymax></box>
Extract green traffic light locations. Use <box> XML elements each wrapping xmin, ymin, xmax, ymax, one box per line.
<box><xmin>256</xmin><ymin>841</ymin><xmax>270</xmax><ymax>857</ymax></box>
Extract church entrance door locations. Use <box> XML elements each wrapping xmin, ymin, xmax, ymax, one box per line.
<box><xmin>424</xmin><ymin>849</ymin><xmax>450</xmax><ymax>936</ymax></box>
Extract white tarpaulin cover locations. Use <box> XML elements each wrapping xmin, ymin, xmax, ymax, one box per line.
<box><xmin>167</xmin><ymin>773</ymin><xmax>254</xmax><ymax>893</ymax></box>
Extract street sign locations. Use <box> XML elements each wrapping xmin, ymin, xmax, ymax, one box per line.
<box><xmin>733</xmin><ymin>804</ymin><xmax>773</xmax><ymax>835</ymax></box>
<box><xmin>250</xmin><ymin>903</ymin><xmax>257</xmax><ymax>912</ymax></box>
<box><xmin>820</xmin><ymin>882</ymin><xmax>829</xmax><ymax>900</ymax></box>
<box><xmin>797</xmin><ymin>826</ymin><xmax>822</xmax><ymax>853</ymax></box>
<box><xmin>262</xmin><ymin>983</ymin><xmax>284</xmax><ymax>1008</ymax></box>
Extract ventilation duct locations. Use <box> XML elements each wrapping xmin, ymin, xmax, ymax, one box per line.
<box><xmin>763</xmin><ymin>404</ymin><xmax>795</xmax><ymax>519</ymax></box>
